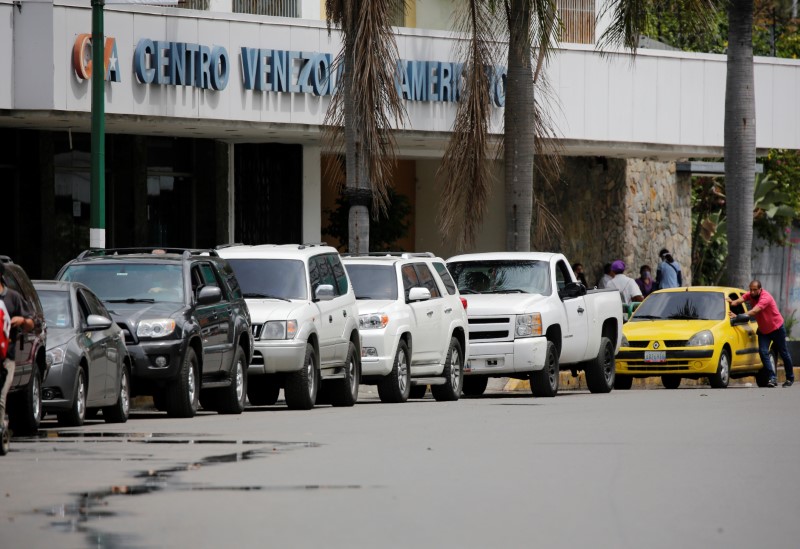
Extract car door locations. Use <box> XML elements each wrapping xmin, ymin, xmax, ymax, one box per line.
<box><xmin>326</xmin><ymin>254</ymin><xmax>353</xmax><ymax>362</ymax></box>
<box><xmin>81</xmin><ymin>288</ymin><xmax>123</xmax><ymax>403</ymax></box>
<box><xmin>401</xmin><ymin>264</ymin><xmax>436</xmax><ymax>364</ymax></box>
<box><xmin>729</xmin><ymin>291</ymin><xmax>760</xmax><ymax>369</ymax></box>
<box><xmin>309</xmin><ymin>255</ymin><xmax>339</xmax><ymax>367</ymax></box>
<box><xmin>76</xmin><ymin>289</ymin><xmax>111</xmax><ymax>402</ymax></box>
<box><xmin>191</xmin><ymin>263</ymin><xmax>224</xmax><ymax>372</ymax></box>
<box><xmin>554</xmin><ymin>260</ymin><xmax>588</xmax><ymax>363</ymax></box>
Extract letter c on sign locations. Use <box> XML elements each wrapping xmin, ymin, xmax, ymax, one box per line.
<box><xmin>73</xmin><ymin>33</ymin><xmax>93</xmax><ymax>80</ymax></box>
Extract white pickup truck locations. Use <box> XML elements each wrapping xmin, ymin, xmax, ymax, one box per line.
<box><xmin>446</xmin><ymin>252</ymin><xmax>623</xmax><ymax>396</ymax></box>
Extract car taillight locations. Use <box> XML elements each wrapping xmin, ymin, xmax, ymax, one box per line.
<box><xmin>460</xmin><ymin>297</ymin><xmax>468</xmax><ymax>310</ymax></box>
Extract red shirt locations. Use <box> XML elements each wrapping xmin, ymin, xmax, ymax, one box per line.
<box><xmin>743</xmin><ymin>289</ymin><xmax>784</xmax><ymax>334</ymax></box>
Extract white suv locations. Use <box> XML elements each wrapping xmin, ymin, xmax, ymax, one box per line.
<box><xmin>217</xmin><ymin>244</ymin><xmax>361</xmax><ymax>410</ymax></box>
<box><xmin>342</xmin><ymin>253</ymin><xmax>469</xmax><ymax>403</ymax></box>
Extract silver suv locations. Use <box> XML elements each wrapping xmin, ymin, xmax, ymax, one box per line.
<box><xmin>342</xmin><ymin>253</ymin><xmax>469</xmax><ymax>403</ymax></box>
<box><xmin>217</xmin><ymin>244</ymin><xmax>361</xmax><ymax>409</ymax></box>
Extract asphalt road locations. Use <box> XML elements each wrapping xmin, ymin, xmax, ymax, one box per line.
<box><xmin>1</xmin><ymin>384</ymin><xmax>798</xmax><ymax>549</ymax></box>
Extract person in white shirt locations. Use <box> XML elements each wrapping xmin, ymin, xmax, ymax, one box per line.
<box><xmin>606</xmin><ymin>260</ymin><xmax>643</xmax><ymax>305</ymax></box>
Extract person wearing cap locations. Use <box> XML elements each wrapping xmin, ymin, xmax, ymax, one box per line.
<box><xmin>606</xmin><ymin>260</ymin><xmax>643</xmax><ymax>305</ymax></box>
<box><xmin>656</xmin><ymin>248</ymin><xmax>683</xmax><ymax>289</ymax></box>
<box><xmin>0</xmin><ymin>263</ymin><xmax>35</xmax><ymax>426</ymax></box>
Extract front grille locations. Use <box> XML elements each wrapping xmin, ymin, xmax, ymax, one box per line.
<box><xmin>626</xmin><ymin>364</ymin><xmax>690</xmax><ymax>371</ymax></box>
<box><xmin>626</xmin><ymin>341</ymin><xmax>649</xmax><ymax>348</ymax></box>
<box><xmin>469</xmin><ymin>317</ymin><xmax>511</xmax><ymax>325</ymax></box>
<box><xmin>664</xmin><ymin>340</ymin><xmax>689</xmax><ymax>348</ymax></box>
<box><xmin>471</xmin><ymin>331</ymin><xmax>509</xmax><ymax>340</ymax></box>
<box><xmin>251</xmin><ymin>324</ymin><xmax>262</xmax><ymax>339</ymax></box>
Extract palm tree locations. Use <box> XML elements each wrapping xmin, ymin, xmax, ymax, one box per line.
<box><xmin>724</xmin><ymin>0</ymin><xmax>756</xmax><ymax>288</ymax></box>
<box><xmin>324</xmin><ymin>1</ymin><xmax>407</xmax><ymax>253</ymax></box>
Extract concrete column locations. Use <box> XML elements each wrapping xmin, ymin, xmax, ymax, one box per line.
<box><xmin>208</xmin><ymin>0</ymin><xmax>233</xmax><ymax>13</ymax></box>
<box><xmin>302</xmin><ymin>145</ymin><xmax>322</xmax><ymax>243</ymax></box>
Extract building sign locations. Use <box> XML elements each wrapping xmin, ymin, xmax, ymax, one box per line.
<box><xmin>134</xmin><ymin>39</ymin><xmax>229</xmax><ymax>91</ymax></box>
<box><xmin>72</xmin><ymin>34</ymin><xmax>121</xmax><ymax>82</ymax></box>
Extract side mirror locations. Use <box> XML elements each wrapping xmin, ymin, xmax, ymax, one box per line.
<box><xmin>559</xmin><ymin>281</ymin><xmax>586</xmax><ymax>300</ymax></box>
<box><xmin>408</xmin><ymin>287</ymin><xmax>432</xmax><ymax>302</ymax></box>
<box><xmin>197</xmin><ymin>285</ymin><xmax>222</xmax><ymax>305</ymax></box>
<box><xmin>315</xmin><ymin>284</ymin><xmax>335</xmax><ymax>301</ymax></box>
<box><xmin>86</xmin><ymin>314</ymin><xmax>113</xmax><ymax>331</ymax></box>
<box><xmin>730</xmin><ymin>313</ymin><xmax>750</xmax><ymax>326</ymax></box>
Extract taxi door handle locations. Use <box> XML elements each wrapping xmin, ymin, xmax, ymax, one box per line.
<box><xmin>328</xmin><ymin>315</ymin><xmax>333</xmax><ymax>323</ymax></box>
<box><xmin>577</xmin><ymin>307</ymin><xmax>585</xmax><ymax>314</ymax></box>
<box><xmin>444</xmin><ymin>308</ymin><xmax>452</xmax><ymax>314</ymax></box>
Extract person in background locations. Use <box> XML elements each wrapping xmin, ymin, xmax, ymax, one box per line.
<box><xmin>572</xmin><ymin>263</ymin><xmax>588</xmax><ymax>287</ymax></box>
<box><xmin>635</xmin><ymin>264</ymin><xmax>656</xmax><ymax>298</ymax></box>
<box><xmin>598</xmin><ymin>263</ymin><xmax>612</xmax><ymax>289</ymax></box>
<box><xmin>727</xmin><ymin>280</ymin><xmax>794</xmax><ymax>388</ymax></box>
<box><xmin>606</xmin><ymin>260</ymin><xmax>643</xmax><ymax>305</ymax></box>
<box><xmin>656</xmin><ymin>248</ymin><xmax>683</xmax><ymax>289</ymax></box>
<box><xmin>0</xmin><ymin>263</ymin><xmax>35</xmax><ymax>426</ymax></box>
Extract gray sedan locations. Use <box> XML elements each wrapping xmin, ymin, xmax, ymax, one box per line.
<box><xmin>34</xmin><ymin>281</ymin><xmax>131</xmax><ymax>426</ymax></box>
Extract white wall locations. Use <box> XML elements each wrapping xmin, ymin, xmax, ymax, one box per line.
<box><xmin>0</xmin><ymin>1</ymin><xmax>12</xmax><ymax>109</ymax></box>
<box><xmin>414</xmin><ymin>0</ymin><xmax>456</xmax><ymax>31</ymax></box>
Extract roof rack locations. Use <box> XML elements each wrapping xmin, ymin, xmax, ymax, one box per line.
<box><xmin>76</xmin><ymin>247</ymin><xmax>220</xmax><ymax>260</ymax></box>
<box><xmin>216</xmin><ymin>243</ymin><xmax>245</xmax><ymax>250</ymax></box>
<box><xmin>342</xmin><ymin>252</ymin><xmax>436</xmax><ymax>259</ymax></box>
<box><xmin>297</xmin><ymin>242</ymin><xmax>329</xmax><ymax>250</ymax></box>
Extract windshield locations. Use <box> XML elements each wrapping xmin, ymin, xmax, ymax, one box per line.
<box><xmin>631</xmin><ymin>291</ymin><xmax>725</xmax><ymax>321</ymax></box>
<box><xmin>61</xmin><ymin>264</ymin><xmax>185</xmax><ymax>303</ymax></box>
<box><xmin>38</xmin><ymin>290</ymin><xmax>73</xmax><ymax>329</ymax></box>
<box><xmin>447</xmin><ymin>260</ymin><xmax>551</xmax><ymax>295</ymax></box>
<box><xmin>345</xmin><ymin>264</ymin><xmax>398</xmax><ymax>300</ymax></box>
<box><xmin>226</xmin><ymin>259</ymin><xmax>307</xmax><ymax>300</ymax></box>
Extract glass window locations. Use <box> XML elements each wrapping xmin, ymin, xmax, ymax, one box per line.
<box><xmin>728</xmin><ymin>292</ymin><xmax>746</xmax><ymax>316</ymax></box>
<box><xmin>81</xmin><ymin>289</ymin><xmax>110</xmax><ymax>317</ymax></box>
<box><xmin>226</xmin><ymin>259</ymin><xmax>307</xmax><ymax>301</ymax></box>
<box><xmin>219</xmin><ymin>260</ymin><xmax>243</xmax><ymax>300</ymax></box>
<box><xmin>345</xmin><ymin>264</ymin><xmax>398</xmax><ymax>300</ymax></box>
<box><xmin>631</xmin><ymin>291</ymin><xmax>726</xmax><ymax>321</ymax></box>
<box><xmin>555</xmin><ymin>261</ymin><xmax>571</xmax><ymax>292</ymax></box>
<box><xmin>413</xmin><ymin>264</ymin><xmax>441</xmax><ymax>298</ymax></box>
<box><xmin>400</xmin><ymin>264</ymin><xmax>420</xmax><ymax>301</ymax></box>
<box><xmin>311</xmin><ymin>255</ymin><xmax>336</xmax><ymax>294</ymax></box>
<box><xmin>447</xmin><ymin>260</ymin><xmax>552</xmax><ymax>295</ymax></box>
<box><xmin>327</xmin><ymin>255</ymin><xmax>349</xmax><ymax>296</ymax></box>
<box><xmin>61</xmin><ymin>263</ymin><xmax>185</xmax><ymax>304</ymax></box>
<box><xmin>433</xmin><ymin>262</ymin><xmax>457</xmax><ymax>295</ymax></box>
<box><xmin>38</xmin><ymin>290</ymin><xmax>73</xmax><ymax>329</ymax></box>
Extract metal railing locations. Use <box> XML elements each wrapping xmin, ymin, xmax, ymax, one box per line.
<box><xmin>558</xmin><ymin>0</ymin><xmax>595</xmax><ymax>45</ymax></box>
<box><xmin>233</xmin><ymin>0</ymin><xmax>299</xmax><ymax>18</ymax></box>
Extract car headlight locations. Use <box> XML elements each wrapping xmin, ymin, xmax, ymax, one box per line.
<box><xmin>687</xmin><ymin>330</ymin><xmax>714</xmax><ymax>347</ymax></box>
<box><xmin>359</xmin><ymin>314</ymin><xmax>389</xmax><ymax>330</ymax></box>
<box><xmin>46</xmin><ymin>347</ymin><xmax>66</xmax><ymax>367</ymax></box>
<box><xmin>137</xmin><ymin>319</ymin><xmax>176</xmax><ymax>338</ymax></box>
<box><xmin>621</xmin><ymin>335</ymin><xmax>629</xmax><ymax>347</ymax></box>
<box><xmin>515</xmin><ymin>313</ymin><xmax>542</xmax><ymax>338</ymax></box>
<box><xmin>261</xmin><ymin>320</ymin><xmax>298</xmax><ymax>340</ymax></box>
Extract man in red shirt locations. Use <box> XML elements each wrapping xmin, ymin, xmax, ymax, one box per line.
<box><xmin>728</xmin><ymin>280</ymin><xmax>794</xmax><ymax>387</ymax></box>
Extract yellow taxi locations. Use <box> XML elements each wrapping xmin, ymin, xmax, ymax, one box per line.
<box><xmin>615</xmin><ymin>286</ymin><xmax>775</xmax><ymax>389</ymax></box>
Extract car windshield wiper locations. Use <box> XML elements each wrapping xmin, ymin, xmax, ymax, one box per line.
<box><xmin>631</xmin><ymin>314</ymin><xmax>661</xmax><ymax>320</ymax></box>
<box><xmin>668</xmin><ymin>314</ymin><xmax>698</xmax><ymax>320</ymax></box>
<box><xmin>106</xmin><ymin>298</ymin><xmax>155</xmax><ymax>303</ymax></box>
<box><xmin>458</xmin><ymin>289</ymin><xmax>480</xmax><ymax>294</ymax></box>
<box><xmin>491</xmin><ymin>289</ymin><xmax>527</xmax><ymax>294</ymax></box>
<box><xmin>242</xmin><ymin>292</ymin><xmax>291</xmax><ymax>302</ymax></box>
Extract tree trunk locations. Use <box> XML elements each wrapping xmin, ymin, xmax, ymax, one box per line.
<box><xmin>724</xmin><ymin>0</ymin><xmax>755</xmax><ymax>288</ymax></box>
<box><xmin>504</xmin><ymin>0</ymin><xmax>534</xmax><ymax>252</ymax></box>
<box><xmin>344</xmin><ymin>31</ymin><xmax>370</xmax><ymax>254</ymax></box>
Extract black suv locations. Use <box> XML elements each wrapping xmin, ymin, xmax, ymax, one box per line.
<box><xmin>0</xmin><ymin>256</ymin><xmax>48</xmax><ymax>434</ymax></box>
<box><xmin>57</xmin><ymin>248</ymin><xmax>253</xmax><ymax>418</ymax></box>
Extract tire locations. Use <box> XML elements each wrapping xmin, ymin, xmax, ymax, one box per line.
<box><xmin>10</xmin><ymin>367</ymin><xmax>42</xmax><ymax>435</ymax></box>
<box><xmin>58</xmin><ymin>368</ymin><xmax>87</xmax><ymax>427</ymax></box>
<box><xmin>377</xmin><ymin>340</ymin><xmax>411</xmax><ymax>403</ymax></box>
<box><xmin>614</xmin><ymin>374</ymin><xmax>633</xmax><ymax>390</ymax></box>
<box><xmin>709</xmin><ymin>349</ymin><xmax>731</xmax><ymax>389</ymax></box>
<box><xmin>584</xmin><ymin>336</ymin><xmax>616</xmax><ymax>393</ymax></box>
<box><xmin>531</xmin><ymin>341</ymin><xmax>559</xmax><ymax>397</ymax></box>
<box><xmin>432</xmin><ymin>337</ymin><xmax>463</xmax><ymax>402</ymax></box>
<box><xmin>409</xmin><ymin>385</ymin><xmax>427</xmax><ymax>399</ymax></box>
<box><xmin>329</xmin><ymin>342</ymin><xmax>360</xmax><ymax>407</ymax></box>
<box><xmin>284</xmin><ymin>343</ymin><xmax>318</xmax><ymax>410</ymax></box>
<box><xmin>462</xmin><ymin>376</ymin><xmax>488</xmax><ymax>397</ymax></box>
<box><xmin>165</xmin><ymin>347</ymin><xmax>200</xmax><ymax>418</ymax></box>
<box><xmin>217</xmin><ymin>347</ymin><xmax>247</xmax><ymax>414</ymax></box>
<box><xmin>103</xmin><ymin>365</ymin><xmax>130</xmax><ymax>423</ymax></box>
<box><xmin>247</xmin><ymin>375</ymin><xmax>281</xmax><ymax>406</ymax></box>
<box><xmin>661</xmin><ymin>375</ymin><xmax>681</xmax><ymax>389</ymax></box>
<box><xmin>0</xmin><ymin>422</ymin><xmax>8</xmax><ymax>456</ymax></box>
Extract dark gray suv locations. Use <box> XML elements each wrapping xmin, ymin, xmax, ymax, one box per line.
<box><xmin>58</xmin><ymin>248</ymin><xmax>253</xmax><ymax>418</ymax></box>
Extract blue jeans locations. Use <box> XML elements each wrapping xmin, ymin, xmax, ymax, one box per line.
<box><xmin>758</xmin><ymin>324</ymin><xmax>795</xmax><ymax>382</ymax></box>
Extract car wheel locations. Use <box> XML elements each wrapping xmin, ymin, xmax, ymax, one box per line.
<box><xmin>10</xmin><ymin>367</ymin><xmax>42</xmax><ymax>435</ymax></box>
<box><xmin>661</xmin><ymin>375</ymin><xmax>681</xmax><ymax>389</ymax></box>
<box><xmin>378</xmin><ymin>340</ymin><xmax>411</xmax><ymax>403</ymax></box>
<box><xmin>0</xmin><ymin>421</ymin><xmax>8</xmax><ymax>456</ymax></box>
<box><xmin>584</xmin><ymin>336</ymin><xmax>615</xmax><ymax>393</ymax></box>
<box><xmin>166</xmin><ymin>347</ymin><xmax>199</xmax><ymax>418</ymax></box>
<box><xmin>531</xmin><ymin>341</ymin><xmax>559</xmax><ymax>397</ymax></box>
<box><xmin>408</xmin><ymin>385</ymin><xmax>427</xmax><ymax>399</ymax></box>
<box><xmin>709</xmin><ymin>349</ymin><xmax>731</xmax><ymax>389</ymax></box>
<box><xmin>284</xmin><ymin>343</ymin><xmax>318</xmax><ymax>410</ymax></box>
<box><xmin>247</xmin><ymin>375</ymin><xmax>281</xmax><ymax>406</ymax></box>
<box><xmin>58</xmin><ymin>368</ymin><xmax>87</xmax><ymax>427</ymax></box>
<box><xmin>103</xmin><ymin>365</ymin><xmax>130</xmax><ymax>423</ymax></box>
<box><xmin>614</xmin><ymin>374</ymin><xmax>633</xmax><ymax>390</ymax></box>
<box><xmin>217</xmin><ymin>347</ymin><xmax>247</xmax><ymax>414</ymax></box>
<box><xmin>462</xmin><ymin>376</ymin><xmax>488</xmax><ymax>397</ymax></box>
<box><xmin>432</xmin><ymin>337</ymin><xmax>463</xmax><ymax>402</ymax></box>
<box><xmin>329</xmin><ymin>342</ymin><xmax>360</xmax><ymax>407</ymax></box>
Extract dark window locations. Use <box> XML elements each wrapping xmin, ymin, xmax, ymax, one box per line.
<box><xmin>311</xmin><ymin>255</ymin><xmax>336</xmax><ymax>294</ymax></box>
<box><xmin>448</xmin><ymin>260</ymin><xmax>552</xmax><ymax>295</ymax></box>
<box><xmin>433</xmin><ymin>262</ymin><xmax>457</xmax><ymax>295</ymax></box>
<box><xmin>555</xmin><ymin>261</ymin><xmax>571</xmax><ymax>292</ymax></box>
<box><xmin>81</xmin><ymin>289</ymin><xmax>109</xmax><ymax>317</ymax></box>
<box><xmin>226</xmin><ymin>259</ymin><xmax>307</xmax><ymax>301</ymax></box>
<box><xmin>631</xmin><ymin>291</ymin><xmax>726</xmax><ymax>321</ymax></box>
<box><xmin>413</xmin><ymin>264</ymin><xmax>441</xmax><ymax>298</ymax></box>
<box><xmin>729</xmin><ymin>293</ymin><xmax>746</xmax><ymax>316</ymax></box>
<box><xmin>400</xmin><ymin>264</ymin><xmax>420</xmax><ymax>301</ymax></box>
<box><xmin>61</xmin><ymin>263</ymin><xmax>185</xmax><ymax>303</ymax></box>
<box><xmin>219</xmin><ymin>261</ymin><xmax>243</xmax><ymax>300</ymax></box>
<box><xmin>327</xmin><ymin>254</ymin><xmax>349</xmax><ymax>296</ymax></box>
<box><xmin>345</xmin><ymin>264</ymin><xmax>398</xmax><ymax>300</ymax></box>
<box><xmin>38</xmin><ymin>290</ymin><xmax>73</xmax><ymax>329</ymax></box>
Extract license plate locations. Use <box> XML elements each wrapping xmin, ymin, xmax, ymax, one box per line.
<box><xmin>644</xmin><ymin>351</ymin><xmax>666</xmax><ymax>363</ymax></box>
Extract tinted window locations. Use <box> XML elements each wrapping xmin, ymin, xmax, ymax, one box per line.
<box><xmin>226</xmin><ymin>259</ymin><xmax>307</xmax><ymax>300</ymax></box>
<box><xmin>81</xmin><ymin>289</ymin><xmax>109</xmax><ymax>317</ymax></box>
<box><xmin>327</xmin><ymin>255</ymin><xmax>349</xmax><ymax>296</ymax></box>
<box><xmin>447</xmin><ymin>260</ymin><xmax>551</xmax><ymax>295</ymax></box>
<box><xmin>433</xmin><ymin>262</ymin><xmax>457</xmax><ymax>295</ymax></box>
<box><xmin>555</xmin><ymin>261</ymin><xmax>571</xmax><ymax>292</ymax></box>
<box><xmin>345</xmin><ymin>265</ymin><xmax>398</xmax><ymax>300</ymax></box>
<box><xmin>219</xmin><ymin>261</ymin><xmax>243</xmax><ymax>300</ymax></box>
<box><xmin>312</xmin><ymin>255</ymin><xmax>336</xmax><ymax>292</ymax></box>
<box><xmin>199</xmin><ymin>264</ymin><xmax>219</xmax><ymax>287</ymax></box>
<box><xmin>61</xmin><ymin>263</ymin><xmax>185</xmax><ymax>303</ymax></box>
<box><xmin>413</xmin><ymin>264</ymin><xmax>441</xmax><ymax>298</ymax></box>
<box><xmin>38</xmin><ymin>290</ymin><xmax>73</xmax><ymax>329</ymax></box>
<box><xmin>631</xmin><ymin>291</ymin><xmax>726</xmax><ymax>321</ymax></box>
